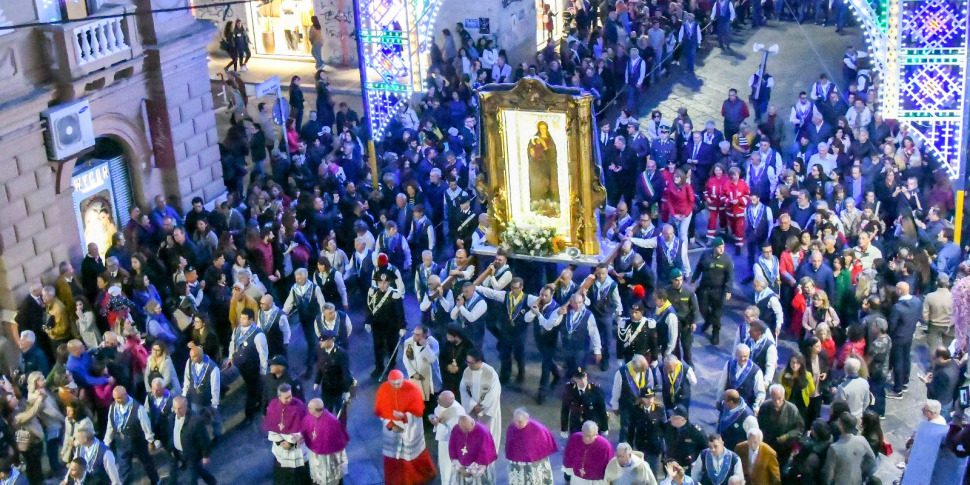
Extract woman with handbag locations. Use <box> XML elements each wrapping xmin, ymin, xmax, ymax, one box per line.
<box><xmin>25</xmin><ymin>372</ymin><xmax>64</xmax><ymax>478</ymax></box>
<box><xmin>0</xmin><ymin>384</ymin><xmax>46</xmax><ymax>484</ymax></box>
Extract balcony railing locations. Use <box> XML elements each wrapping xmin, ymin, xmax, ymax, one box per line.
<box><xmin>41</xmin><ymin>4</ymin><xmax>142</xmax><ymax>82</ymax></box>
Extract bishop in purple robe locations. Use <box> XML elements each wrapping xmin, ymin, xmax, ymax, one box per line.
<box><xmin>505</xmin><ymin>408</ymin><xmax>559</xmax><ymax>484</ymax></box>
<box><xmin>562</xmin><ymin>421</ymin><xmax>614</xmax><ymax>485</ymax></box>
<box><xmin>263</xmin><ymin>383</ymin><xmax>309</xmax><ymax>484</ymax></box>
<box><xmin>302</xmin><ymin>398</ymin><xmax>349</xmax><ymax>485</ymax></box>
<box><xmin>448</xmin><ymin>415</ymin><xmax>498</xmax><ymax>485</ymax></box>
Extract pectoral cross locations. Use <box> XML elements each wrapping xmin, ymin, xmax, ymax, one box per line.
<box><xmin>278</xmin><ymin>422</ymin><xmax>285</xmax><ymax>431</ymax></box>
<box><xmin>461</xmin><ymin>446</ymin><xmax>468</xmax><ymax>455</ymax></box>
<box><xmin>312</xmin><ymin>429</ymin><xmax>317</xmax><ymax>440</ymax></box>
<box><xmin>580</xmin><ymin>467</ymin><xmax>586</xmax><ymax>475</ymax></box>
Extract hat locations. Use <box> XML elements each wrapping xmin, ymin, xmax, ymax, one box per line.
<box><xmin>320</xmin><ymin>126</ymin><xmax>332</xmax><ymax>135</ymax></box>
<box><xmin>270</xmin><ymin>355</ymin><xmax>288</xmax><ymax>367</ymax></box>
<box><xmin>711</xmin><ymin>236</ymin><xmax>724</xmax><ymax>247</ymax></box>
<box><xmin>638</xmin><ymin>387</ymin><xmax>656</xmax><ymax>398</ymax></box>
<box><xmin>672</xmin><ymin>405</ymin><xmax>689</xmax><ymax>418</ymax></box>
<box><xmin>185</xmin><ymin>266</ymin><xmax>196</xmax><ymax>273</ymax></box>
<box><xmin>107</xmin><ymin>286</ymin><xmax>122</xmax><ymax>297</ymax></box>
<box><xmin>388</xmin><ymin>369</ymin><xmax>404</xmax><ymax>381</ymax></box>
<box><xmin>631</xmin><ymin>285</ymin><xmax>646</xmax><ymax>299</ymax></box>
<box><xmin>377</xmin><ymin>253</ymin><xmax>389</xmax><ymax>267</ymax></box>
<box><xmin>669</xmin><ymin>268</ymin><xmax>683</xmax><ymax>279</ymax></box>
<box><xmin>571</xmin><ymin>367</ymin><xmax>588</xmax><ymax>379</ymax></box>
<box><xmin>938</xmin><ymin>274</ymin><xmax>951</xmax><ymax>286</ymax></box>
<box><xmin>448</xmin><ymin>127</ymin><xmax>459</xmax><ymax>136</ymax></box>
<box><xmin>458</xmin><ymin>195</ymin><xmax>472</xmax><ymax>205</ymax></box>
<box><xmin>375</xmin><ymin>270</ymin><xmax>393</xmax><ymax>283</ymax></box>
<box><xmin>319</xmin><ymin>328</ymin><xmax>338</xmax><ymax>341</ymax></box>
<box><xmin>660</xmin><ymin>124</ymin><xmax>671</xmax><ymax>132</ymax></box>
<box><xmin>627</xmin><ymin>121</ymin><xmax>640</xmax><ymax>130</ymax></box>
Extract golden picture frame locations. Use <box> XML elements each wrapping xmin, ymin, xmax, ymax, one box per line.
<box><xmin>476</xmin><ymin>78</ymin><xmax>607</xmax><ymax>255</ymax></box>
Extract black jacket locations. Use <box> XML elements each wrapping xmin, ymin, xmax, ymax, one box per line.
<box><xmin>167</xmin><ymin>412</ymin><xmax>211</xmax><ymax>462</ymax></box>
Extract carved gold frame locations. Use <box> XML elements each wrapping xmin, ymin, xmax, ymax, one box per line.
<box><xmin>476</xmin><ymin>78</ymin><xmax>607</xmax><ymax>255</ymax></box>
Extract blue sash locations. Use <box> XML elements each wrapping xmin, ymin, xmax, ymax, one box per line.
<box><xmin>567</xmin><ymin>308</ymin><xmax>590</xmax><ymax>334</ymax></box>
<box><xmin>703</xmin><ymin>449</ymin><xmax>733</xmax><ymax>485</ymax></box>
<box><xmin>717</xmin><ymin>399</ymin><xmax>751</xmax><ymax>433</ymax></box>
<box><xmin>727</xmin><ymin>359</ymin><xmax>754</xmax><ymax>389</ymax></box>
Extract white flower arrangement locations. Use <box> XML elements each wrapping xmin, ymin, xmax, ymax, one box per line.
<box><xmin>500</xmin><ymin>222</ymin><xmax>558</xmax><ymax>256</ymax></box>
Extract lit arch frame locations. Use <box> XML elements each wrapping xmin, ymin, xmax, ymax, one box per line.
<box><xmin>354</xmin><ymin>0</ymin><xmax>443</xmax><ymax>141</ymax></box>
<box><xmin>847</xmin><ymin>0</ymin><xmax>969</xmax><ymax>182</ymax></box>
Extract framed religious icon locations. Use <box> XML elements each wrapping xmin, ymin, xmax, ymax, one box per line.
<box><xmin>476</xmin><ymin>78</ymin><xmax>607</xmax><ymax>255</ymax></box>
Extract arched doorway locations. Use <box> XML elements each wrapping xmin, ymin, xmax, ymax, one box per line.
<box><xmin>70</xmin><ymin>137</ymin><xmax>135</xmax><ymax>258</ymax></box>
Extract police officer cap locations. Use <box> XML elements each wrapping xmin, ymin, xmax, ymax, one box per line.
<box><xmin>638</xmin><ymin>387</ymin><xmax>655</xmax><ymax>398</ymax></box>
<box><xmin>446</xmin><ymin>322</ymin><xmax>467</xmax><ymax>338</ymax></box>
<box><xmin>669</xmin><ymin>268</ymin><xmax>683</xmax><ymax>279</ymax></box>
<box><xmin>571</xmin><ymin>367</ymin><xmax>588</xmax><ymax>379</ymax></box>
<box><xmin>672</xmin><ymin>405</ymin><xmax>689</xmax><ymax>418</ymax></box>
<box><xmin>711</xmin><ymin>236</ymin><xmax>725</xmax><ymax>247</ymax></box>
<box><xmin>319</xmin><ymin>329</ymin><xmax>338</xmax><ymax>341</ymax></box>
<box><xmin>270</xmin><ymin>355</ymin><xmax>288</xmax><ymax>367</ymax></box>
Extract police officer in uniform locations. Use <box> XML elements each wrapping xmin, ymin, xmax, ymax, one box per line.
<box><xmin>261</xmin><ymin>355</ymin><xmax>305</xmax><ymax>413</ymax></box>
<box><xmin>559</xmin><ymin>368</ymin><xmax>608</xmax><ymax>437</ymax></box>
<box><xmin>314</xmin><ymin>330</ymin><xmax>354</xmax><ymax>415</ymax></box>
<box><xmin>365</xmin><ymin>271</ymin><xmax>407</xmax><ymax>378</ymax></box>
<box><xmin>628</xmin><ymin>388</ymin><xmax>667</xmax><ymax>478</ymax></box>
<box><xmin>227</xmin><ymin>308</ymin><xmax>268</xmax><ymax>425</ymax></box>
<box><xmin>452</xmin><ymin>196</ymin><xmax>480</xmax><ymax>251</ymax></box>
<box><xmin>663</xmin><ymin>405</ymin><xmax>707</xmax><ymax>469</ymax></box>
<box><xmin>691</xmin><ymin>237</ymin><xmax>735</xmax><ymax>345</ymax></box>
<box><xmin>666</xmin><ymin>269</ymin><xmax>699</xmax><ymax>364</ymax></box>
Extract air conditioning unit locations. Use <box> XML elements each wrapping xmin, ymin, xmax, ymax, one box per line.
<box><xmin>42</xmin><ymin>100</ymin><xmax>96</xmax><ymax>161</ymax></box>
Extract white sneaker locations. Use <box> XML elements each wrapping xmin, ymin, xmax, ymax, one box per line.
<box><xmin>241</xmin><ymin>65</ymin><xmax>249</xmax><ymax>72</ymax></box>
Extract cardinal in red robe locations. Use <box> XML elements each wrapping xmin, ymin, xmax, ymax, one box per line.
<box><xmin>374</xmin><ymin>369</ymin><xmax>437</xmax><ymax>485</ymax></box>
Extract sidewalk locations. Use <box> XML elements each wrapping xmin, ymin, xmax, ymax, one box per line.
<box><xmin>207</xmin><ymin>50</ymin><xmax>362</xmax><ymax>97</ymax></box>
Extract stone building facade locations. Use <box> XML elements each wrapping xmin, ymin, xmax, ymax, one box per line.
<box><xmin>0</xmin><ymin>0</ymin><xmax>224</xmax><ymax>310</ymax></box>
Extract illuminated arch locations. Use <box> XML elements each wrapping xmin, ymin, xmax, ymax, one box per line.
<box><xmin>356</xmin><ymin>0</ymin><xmax>444</xmax><ymax>140</ymax></box>
<box><xmin>848</xmin><ymin>0</ymin><xmax>969</xmax><ymax>181</ymax></box>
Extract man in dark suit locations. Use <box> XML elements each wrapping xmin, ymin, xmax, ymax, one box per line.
<box><xmin>605</xmin><ymin>136</ymin><xmax>639</xmax><ymax>206</ymax></box>
<box><xmin>682</xmin><ymin>131</ymin><xmax>715</xmax><ymax>186</ymax></box>
<box><xmin>597</xmin><ymin>122</ymin><xmax>614</xmax><ymax>156</ymax></box>
<box><xmin>15</xmin><ymin>284</ymin><xmax>53</xmax><ymax>362</ymax></box>
<box><xmin>167</xmin><ymin>396</ymin><xmax>217</xmax><ymax>485</ymax></box>
<box><xmin>80</xmin><ymin>243</ymin><xmax>105</xmax><ymax>304</ymax></box>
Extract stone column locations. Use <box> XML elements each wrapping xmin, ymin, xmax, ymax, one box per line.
<box><xmin>135</xmin><ymin>0</ymin><xmax>224</xmax><ymax>212</ymax></box>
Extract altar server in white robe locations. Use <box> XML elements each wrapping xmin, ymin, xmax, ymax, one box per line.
<box><xmin>459</xmin><ymin>348</ymin><xmax>502</xmax><ymax>452</ymax></box>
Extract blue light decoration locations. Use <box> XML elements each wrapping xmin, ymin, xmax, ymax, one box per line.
<box><xmin>848</xmin><ymin>0</ymin><xmax>969</xmax><ymax>181</ymax></box>
<box><xmin>356</xmin><ymin>0</ymin><xmax>443</xmax><ymax>141</ymax></box>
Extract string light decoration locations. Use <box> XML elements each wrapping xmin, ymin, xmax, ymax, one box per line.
<box><xmin>847</xmin><ymin>0</ymin><xmax>969</xmax><ymax>180</ymax></box>
<box><xmin>356</xmin><ymin>0</ymin><xmax>443</xmax><ymax>141</ymax></box>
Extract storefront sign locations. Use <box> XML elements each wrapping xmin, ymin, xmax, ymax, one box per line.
<box><xmin>463</xmin><ymin>18</ymin><xmax>480</xmax><ymax>29</ymax></box>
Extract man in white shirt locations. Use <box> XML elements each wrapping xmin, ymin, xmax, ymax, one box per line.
<box><xmin>168</xmin><ymin>396</ymin><xmax>216</xmax><ymax>484</ymax></box>
<box><xmin>717</xmin><ymin>344</ymin><xmax>766</xmax><ymax>412</ymax></box>
<box><xmin>182</xmin><ymin>345</ymin><xmax>222</xmax><ymax>439</ymax></box>
<box><xmin>227</xmin><ymin>309</ymin><xmax>269</xmax><ymax>424</ymax></box>
<box><xmin>70</xmin><ymin>428</ymin><xmax>122</xmax><ymax>485</ymax></box>
<box><xmin>104</xmin><ymin>387</ymin><xmax>160</xmax><ymax>484</ymax></box>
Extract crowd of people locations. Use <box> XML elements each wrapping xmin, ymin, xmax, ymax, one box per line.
<box><xmin>1</xmin><ymin>0</ymin><xmax>967</xmax><ymax>484</ymax></box>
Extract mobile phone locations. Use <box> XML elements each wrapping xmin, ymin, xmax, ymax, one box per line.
<box><xmin>958</xmin><ymin>386</ymin><xmax>969</xmax><ymax>408</ymax></box>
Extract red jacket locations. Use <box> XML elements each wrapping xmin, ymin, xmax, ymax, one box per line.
<box><xmin>663</xmin><ymin>183</ymin><xmax>696</xmax><ymax>220</ymax></box>
<box><xmin>720</xmin><ymin>178</ymin><xmax>750</xmax><ymax>216</ymax></box>
<box><xmin>704</xmin><ymin>174</ymin><xmax>729</xmax><ymax>208</ymax></box>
